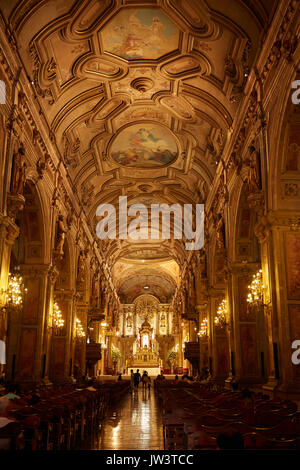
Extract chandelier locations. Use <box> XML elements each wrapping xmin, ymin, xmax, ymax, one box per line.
<box><xmin>75</xmin><ymin>318</ymin><xmax>86</xmax><ymax>338</ymax></box>
<box><xmin>6</xmin><ymin>272</ymin><xmax>27</xmax><ymax>307</ymax></box>
<box><xmin>247</xmin><ymin>269</ymin><xmax>264</xmax><ymax>307</ymax></box>
<box><xmin>53</xmin><ymin>302</ymin><xmax>64</xmax><ymax>329</ymax></box>
<box><xmin>214</xmin><ymin>299</ymin><xmax>228</xmax><ymax>327</ymax></box>
<box><xmin>198</xmin><ymin>318</ymin><xmax>208</xmax><ymax>337</ymax></box>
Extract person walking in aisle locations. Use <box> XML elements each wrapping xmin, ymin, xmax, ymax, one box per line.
<box><xmin>141</xmin><ymin>371</ymin><xmax>149</xmax><ymax>391</ymax></box>
<box><xmin>133</xmin><ymin>369</ymin><xmax>141</xmax><ymax>391</ymax></box>
<box><xmin>130</xmin><ymin>369</ymin><xmax>135</xmax><ymax>393</ymax></box>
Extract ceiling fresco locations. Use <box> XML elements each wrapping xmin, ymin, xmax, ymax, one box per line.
<box><xmin>110</xmin><ymin>123</ymin><xmax>178</xmax><ymax>167</ymax></box>
<box><xmin>101</xmin><ymin>8</ymin><xmax>180</xmax><ymax>60</ymax></box>
<box><xmin>0</xmin><ymin>0</ymin><xmax>276</xmax><ymax>303</ymax></box>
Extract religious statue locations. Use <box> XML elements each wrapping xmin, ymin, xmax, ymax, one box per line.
<box><xmin>91</xmin><ymin>273</ymin><xmax>98</xmax><ymax>307</ymax></box>
<box><xmin>216</xmin><ymin>215</ymin><xmax>226</xmax><ymax>251</ymax></box>
<box><xmin>199</xmin><ymin>248</ymin><xmax>207</xmax><ymax>278</ymax></box>
<box><xmin>126</xmin><ymin>313</ymin><xmax>132</xmax><ymax>328</ymax></box>
<box><xmin>56</xmin><ymin>215</ymin><xmax>66</xmax><ymax>254</ymax></box>
<box><xmin>77</xmin><ymin>250</ymin><xmax>85</xmax><ymax>284</ymax></box>
<box><xmin>248</xmin><ymin>146</ymin><xmax>261</xmax><ymax>193</ymax></box>
<box><xmin>11</xmin><ymin>146</ymin><xmax>27</xmax><ymax>195</ymax></box>
<box><xmin>160</xmin><ymin>313</ymin><xmax>166</xmax><ymax>328</ymax></box>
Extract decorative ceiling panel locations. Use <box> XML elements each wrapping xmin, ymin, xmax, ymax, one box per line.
<box><xmin>3</xmin><ymin>0</ymin><xmax>269</xmax><ymax>302</ymax></box>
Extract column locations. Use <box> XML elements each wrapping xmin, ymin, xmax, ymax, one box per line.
<box><xmin>209</xmin><ymin>288</ymin><xmax>230</xmax><ymax>382</ymax></box>
<box><xmin>0</xmin><ymin>216</ymin><xmax>19</xmax><ymax>379</ymax></box>
<box><xmin>50</xmin><ymin>290</ymin><xmax>76</xmax><ymax>383</ymax></box>
<box><xmin>196</xmin><ymin>303</ymin><xmax>209</xmax><ymax>372</ymax></box>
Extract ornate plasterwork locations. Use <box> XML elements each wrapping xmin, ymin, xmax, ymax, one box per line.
<box><xmin>0</xmin><ymin>0</ymin><xmax>273</xmax><ymax>302</ymax></box>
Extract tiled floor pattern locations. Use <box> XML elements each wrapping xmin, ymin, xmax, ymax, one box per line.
<box><xmin>90</xmin><ymin>387</ymin><xmax>164</xmax><ymax>450</ymax></box>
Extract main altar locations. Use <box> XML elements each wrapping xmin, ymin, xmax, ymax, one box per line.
<box><xmin>130</xmin><ymin>317</ymin><xmax>160</xmax><ymax>373</ymax></box>
<box><xmin>119</xmin><ymin>294</ymin><xmax>174</xmax><ymax>375</ymax></box>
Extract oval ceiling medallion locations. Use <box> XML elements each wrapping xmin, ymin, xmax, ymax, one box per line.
<box><xmin>110</xmin><ymin>123</ymin><xmax>178</xmax><ymax>168</ymax></box>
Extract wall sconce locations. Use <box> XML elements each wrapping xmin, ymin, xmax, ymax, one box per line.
<box><xmin>214</xmin><ymin>299</ymin><xmax>228</xmax><ymax>328</ymax></box>
<box><xmin>247</xmin><ymin>269</ymin><xmax>266</xmax><ymax>308</ymax></box>
<box><xmin>1</xmin><ymin>272</ymin><xmax>27</xmax><ymax>312</ymax></box>
<box><xmin>75</xmin><ymin>318</ymin><xmax>86</xmax><ymax>338</ymax></box>
<box><xmin>53</xmin><ymin>301</ymin><xmax>64</xmax><ymax>329</ymax></box>
<box><xmin>198</xmin><ymin>318</ymin><xmax>208</xmax><ymax>337</ymax></box>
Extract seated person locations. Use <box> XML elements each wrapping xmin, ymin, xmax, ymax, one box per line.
<box><xmin>86</xmin><ymin>379</ymin><xmax>97</xmax><ymax>391</ymax></box>
<box><xmin>156</xmin><ymin>371</ymin><xmax>165</xmax><ymax>381</ymax></box>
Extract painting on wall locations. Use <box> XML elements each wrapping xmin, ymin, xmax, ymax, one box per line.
<box><xmin>110</xmin><ymin>123</ymin><xmax>178</xmax><ymax>167</ymax></box>
<box><xmin>101</xmin><ymin>8</ymin><xmax>179</xmax><ymax>60</ymax></box>
<box><xmin>286</xmin><ymin>233</ymin><xmax>300</xmax><ymax>299</ymax></box>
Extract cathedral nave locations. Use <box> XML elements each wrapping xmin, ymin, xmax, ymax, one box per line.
<box><xmin>0</xmin><ymin>0</ymin><xmax>300</xmax><ymax>452</ymax></box>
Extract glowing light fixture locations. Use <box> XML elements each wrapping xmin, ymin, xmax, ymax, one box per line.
<box><xmin>214</xmin><ymin>299</ymin><xmax>228</xmax><ymax>328</ymax></box>
<box><xmin>76</xmin><ymin>318</ymin><xmax>86</xmax><ymax>338</ymax></box>
<box><xmin>6</xmin><ymin>273</ymin><xmax>27</xmax><ymax>307</ymax></box>
<box><xmin>53</xmin><ymin>302</ymin><xmax>64</xmax><ymax>329</ymax></box>
<box><xmin>247</xmin><ymin>269</ymin><xmax>264</xmax><ymax>306</ymax></box>
<box><xmin>198</xmin><ymin>318</ymin><xmax>208</xmax><ymax>337</ymax></box>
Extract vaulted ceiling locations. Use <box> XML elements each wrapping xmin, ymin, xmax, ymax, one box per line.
<box><xmin>1</xmin><ymin>0</ymin><xmax>277</xmax><ymax>303</ymax></box>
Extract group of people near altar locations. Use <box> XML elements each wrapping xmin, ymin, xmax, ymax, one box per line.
<box><xmin>130</xmin><ymin>369</ymin><xmax>152</xmax><ymax>391</ymax></box>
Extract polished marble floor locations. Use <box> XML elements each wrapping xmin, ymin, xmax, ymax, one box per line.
<box><xmin>89</xmin><ymin>387</ymin><xmax>164</xmax><ymax>450</ymax></box>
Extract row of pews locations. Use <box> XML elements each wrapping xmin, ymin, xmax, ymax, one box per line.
<box><xmin>156</xmin><ymin>381</ymin><xmax>300</xmax><ymax>450</ymax></box>
<box><xmin>0</xmin><ymin>380</ymin><xmax>129</xmax><ymax>450</ymax></box>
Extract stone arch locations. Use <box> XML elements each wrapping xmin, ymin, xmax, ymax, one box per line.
<box><xmin>6</xmin><ymin>181</ymin><xmax>48</xmax><ymax>386</ymax></box>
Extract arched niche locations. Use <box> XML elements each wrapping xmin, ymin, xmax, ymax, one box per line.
<box><xmin>11</xmin><ymin>181</ymin><xmax>45</xmax><ymax>267</ymax></box>
<box><xmin>6</xmin><ymin>181</ymin><xmax>47</xmax><ymax>385</ymax></box>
